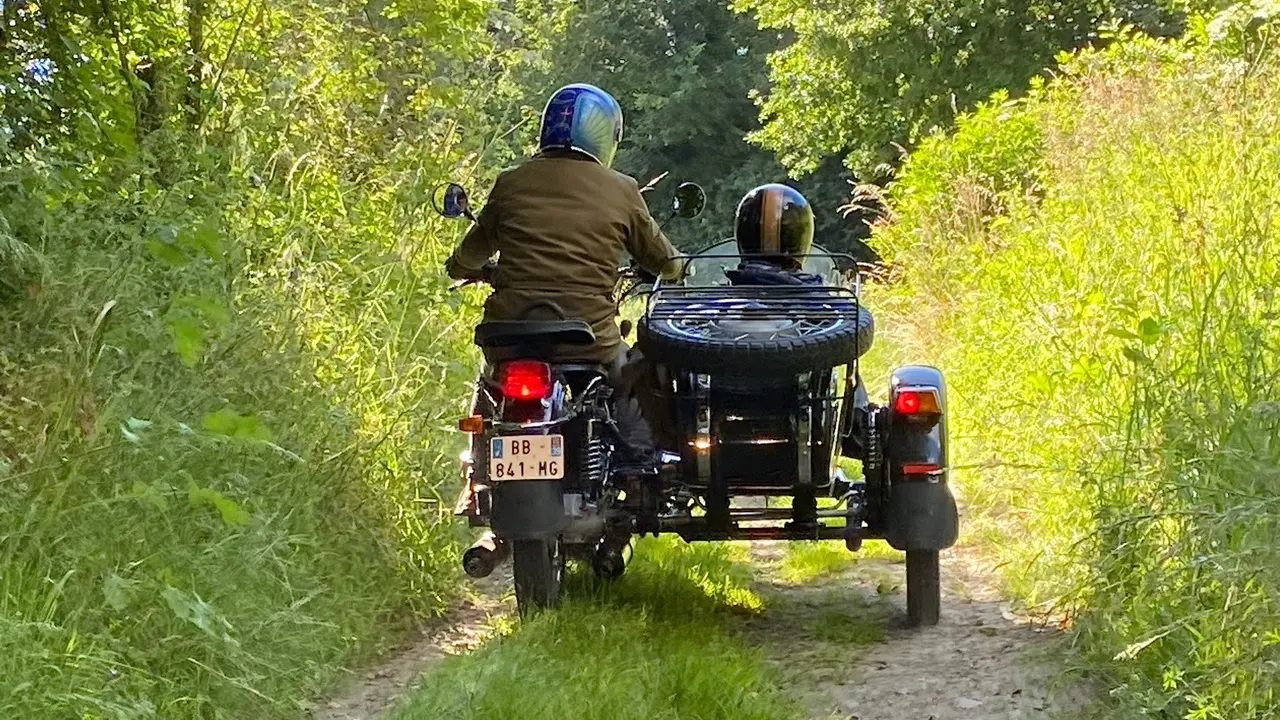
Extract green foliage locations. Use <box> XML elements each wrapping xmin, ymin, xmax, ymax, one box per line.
<box><xmin>873</xmin><ymin>29</ymin><xmax>1280</xmax><ymax>718</ymax></box>
<box><xmin>0</xmin><ymin>0</ymin><xmax>545</xmax><ymax>716</ymax></box>
<box><xmin>778</xmin><ymin>540</ymin><xmax>904</xmax><ymax>584</ymax></box>
<box><xmin>510</xmin><ymin>0</ymin><xmax>864</xmax><ymax>251</ymax></box>
<box><xmin>735</xmin><ymin>0</ymin><xmax>1204</xmax><ymax>175</ymax></box>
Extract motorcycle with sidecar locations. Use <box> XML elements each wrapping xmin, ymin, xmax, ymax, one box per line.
<box><xmin>435</xmin><ymin>180</ymin><xmax>958</xmax><ymax>625</ymax></box>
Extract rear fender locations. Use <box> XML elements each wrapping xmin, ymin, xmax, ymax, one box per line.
<box><xmin>490</xmin><ymin>480</ymin><xmax>567</xmax><ymax>540</ymax></box>
<box><xmin>488</xmin><ymin>372</ymin><xmax>572</xmax><ymax>541</ymax></box>
<box><xmin>883</xmin><ymin>365</ymin><xmax>959</xmax><ymax>551</ymax></box>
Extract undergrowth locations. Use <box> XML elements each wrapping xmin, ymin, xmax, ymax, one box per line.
<box><xmin>873</xmin><ymin>18</ymin><xmax>1280</xmax><ymax>719</ymax></box>
<box><xmin>0</xmin><ymin>2</ymin><xmax>515</xmax><ymax>711</ymax></box>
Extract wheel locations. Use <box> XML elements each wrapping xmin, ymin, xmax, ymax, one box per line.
<box><xmin>512</xmin><ymin>538</ymin><xmax>563</xmax><ymax>616</ymax></box>
<box><xmin>905</xmin><ymin>549</ymin><xmax>941</xmax><ymax>626</ymax></box>
<box><xmin>637</xmin><ymin>299</ymin><xmax>874</xmax><ymax>375</ymax></box>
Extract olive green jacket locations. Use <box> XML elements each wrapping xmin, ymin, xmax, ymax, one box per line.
<box><xmin>445</xmin><ymin>151</ymin><xmax>679</xmax><ymax>363</ymax></box>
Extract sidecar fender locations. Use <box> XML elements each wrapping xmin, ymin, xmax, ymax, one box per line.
<box><xmin>883</xmin><ymin>365</ymin><xmax>959</xmax><ymax>551</ymax></box>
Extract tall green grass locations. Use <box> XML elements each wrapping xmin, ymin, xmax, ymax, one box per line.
<box><xmin>0</xmin><ymin>137</ymin><xmax>483</xmax><ymax>715</ymax></box>
<box><xmin>873</xmin><ymin>24</ymin><xmax>1280</xmax><ymax>718</ymax></box>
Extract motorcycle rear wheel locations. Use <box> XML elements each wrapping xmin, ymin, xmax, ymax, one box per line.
<box><xmin>905</xmin><ymin>549</ymin><xmax>941</xmax><ymax>626</ymax></box>
<box><xmin>513</xmin><ymin>538</ymin><xmax>563</xmax><ymax>616</ymax></box>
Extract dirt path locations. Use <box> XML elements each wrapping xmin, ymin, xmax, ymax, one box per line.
<box><xmin>748</xmin><ymin>544</ymin><xmax>1095</xmax><ymax>720</ymax></box>
<box><xmin>309</xmin><ymin>574</ymin><xmax>510</xmax><ymax>720</ymax></box>
<box><xmin>312</xmin><ymin>547</ymin><xmax>1092</xmax><ymax>720</ymax></box>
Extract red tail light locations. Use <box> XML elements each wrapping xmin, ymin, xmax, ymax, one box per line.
<box><xmin>499</xmin><ymin>361</ymin><xmax>553</xmax><ymax>401</ymax></box>
<box><xmin>894</xmin><ymin>387</ymin><xmax>942</xmax><ymax>417</ymax></box>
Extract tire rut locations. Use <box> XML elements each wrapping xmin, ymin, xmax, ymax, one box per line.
<box><xmin>309</xmin><ymin>573</ymin><xmax>510</xmax><ymax>720</ymax></box>
<box><xmin>312</xmin><ymin>544</ymin><xmax>1094</xmax><ymax>720</ymax></box>
<box><xmin>747</xmin><ymin>543</ymin><xmax>1097</xmax><ymax>720</ymax></box>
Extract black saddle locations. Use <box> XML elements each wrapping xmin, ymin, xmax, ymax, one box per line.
<box><xmin>473</xmin><ymin>300</ymin><xmax>595</xmax><ymax>350</ymax></box>
<box><xmin>474</xmin><ymin>320</ymin><xmax>595</xmax><ymax>349</ymax></box>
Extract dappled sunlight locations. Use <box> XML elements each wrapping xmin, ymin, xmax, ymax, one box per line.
<box><xmin>564</xmin><ymin>536</ymin><xmax>765</xmax><ymax>618</ymax></box>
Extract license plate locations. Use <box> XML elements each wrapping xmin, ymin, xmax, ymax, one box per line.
<box><xmin>489</xmin><ymin>434</ymin><xmax>565</xmax><ymax>481</ymax></box>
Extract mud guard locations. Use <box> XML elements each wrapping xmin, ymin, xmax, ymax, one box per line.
<box><xmin>490</xmin><ymin>481</ymin><xmax>566</xmax><ymax>541</ymax></box>
<box><xmin>883</xmin><ymin>365</ymin><xmax>960</xmax><ymax>552</ymax></box>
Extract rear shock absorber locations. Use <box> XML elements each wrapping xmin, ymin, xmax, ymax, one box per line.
<box><xmin>580</xmin><ymin>418</ymin><xmax>606</xmax><ymax>490</ymax></box>
<box><xmin>862</xmin><ymin>407</ymin><xmax>887</xmax><ymax>530</ymax></box>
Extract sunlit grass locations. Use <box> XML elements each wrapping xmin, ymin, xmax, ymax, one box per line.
<box><xmin>392</xmin><ymin>537</ymin><xmax>797</xmax><ymax>720</ymax></box>
<box><xmin>778</xmin><ymin>540</ymin><xmax>905</xmax><ymax>584</ymax></box>
<box><xmin>874</xmin><ymin>35</ymin><xmax>1280</xmax><ymax>717</ymax></box>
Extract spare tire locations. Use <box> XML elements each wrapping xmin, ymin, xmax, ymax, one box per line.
<box><xmin>637</xmin><ymin>298</ymin><xmax>874</xmax><ymax>375</ymax></box>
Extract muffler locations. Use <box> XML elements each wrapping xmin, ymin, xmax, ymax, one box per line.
<box><xmin>462</xmin><ymin>531</ymin><xmax>510</xmax><ymax>578</ymax></box>
<box><xmin>591</xmin><ymin>537</ymin><xmax>632</xmax><ymax>580</ymax></box>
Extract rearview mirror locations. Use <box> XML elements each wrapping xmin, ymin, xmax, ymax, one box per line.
<box><xmin>673</xmin><ymin>182</ymin><xmax>706</xmax><ymax>219</ymax></box>
<box><xmin>432</xmin><ymin>183</ymin><xmax>472</xmax><ymax>219</ymax></box>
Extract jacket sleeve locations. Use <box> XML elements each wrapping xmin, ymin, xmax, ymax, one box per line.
<box><xmin>444</xmin><ymin>177</ymin><xmax>502</xmax><ymax>280</ymax></box>
<box><xmin>623</xmin><ymin>182</ymin><xmax>683</xmax><ymax>281</ymax></box>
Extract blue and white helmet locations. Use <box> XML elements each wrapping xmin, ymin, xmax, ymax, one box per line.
<box><xmin>539</xmin><ymin>84</ymin><xmax>623</xmax><ymax>167</ymax></box>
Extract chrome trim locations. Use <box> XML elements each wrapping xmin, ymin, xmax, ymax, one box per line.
<box><xmin>796</xmin><ymin>372</ymin><xmax>812</xmax><ymax>486</ymax></box>
<box><xmin>695</xmin><ymin>373</ymin><xmax>712</xmax><ymax>483</ymax></box>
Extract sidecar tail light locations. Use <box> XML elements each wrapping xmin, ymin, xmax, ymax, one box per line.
<box><xmin>894</xmin><ymin>387</ymin><xmax>942</xmax><ymax>418</ymax></box>
<box><xmin>499</xmin><ymin>360</ymin><xmax>553</xmax><ymax>401</ymax></box>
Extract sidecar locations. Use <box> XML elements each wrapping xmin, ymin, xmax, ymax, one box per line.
<box><xmin>631</xmin><ymin>242</ymin><xmax>959</xmax><ymax>626</ymax></box>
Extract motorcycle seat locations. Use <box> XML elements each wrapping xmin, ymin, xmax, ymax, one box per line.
<box><xmin>474</xmin><ymin>320</ymin><xmax>596</xmax><ymax>349</ymax></box>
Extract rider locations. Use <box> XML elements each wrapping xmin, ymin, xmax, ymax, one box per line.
<box><xmin>444</xmin><ymin>83</ymin><xmax>683</xmax><ymax>458</ymax></box>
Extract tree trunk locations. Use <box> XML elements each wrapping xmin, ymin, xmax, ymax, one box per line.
<box><xmin>187</xmin><ymin>0</ymin><xmax>206</xmax><ymax>126</ymax></box>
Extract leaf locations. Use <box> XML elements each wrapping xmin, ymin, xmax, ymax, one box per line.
<box><xmin>201</xmin><ymin>407</ymin><xmax>272</xmax><ymax>442</ymax></box>
<box><xmin>131</xmin><ymin>481</ymin><xmax>170</xmax><ymax>511</ymax></box>
<box><xmin>187</xmin><ymin>481</ymin><xmax>252</xmax><ymax>527</ymax></box>
<box><xmin>1122</xmin><ymin>346</ymin><xmax>1153</xmax><ymax>366</ymax></box>
<box><xmin>182</xmin><ymin>219</ymin><xmax>225</xmax><ymax>259</ymax></box>
<box><xmin>169</xmin><ymin>316</ymin><xmax>205</xmax><ymax>366</ymax></box>
<box><xmin>145</xmin><ymin>240</ymin><xmax>189</xmax><ymax>266</ymax></box>
<box><xmin>1138</xmin><ymin>317</ymin><xmax>1164</xmax><ymax>345</ymax></box>
<box><xmin>103</xmin><ymin>573</ymin><xmax>138</xmax><ymax>611</ymax></box>
<box><xmin>1106</xmin><ymin>327</ymin><xmax>1140</xmax><ymax>341</ymax></box>
<box><xmin>174</xmin><ymin>295</ymin><xmax>231</xmax><ymax>325</ymax></box>
<box><xmin>125</xmin><ymin>417</ymin><xmax>153</xmax><ymax>432</ymax></box>
<box><xmin>161</xmin><ymin>586</ymin><xmax>237</xmax><ymax>644</ymax></box>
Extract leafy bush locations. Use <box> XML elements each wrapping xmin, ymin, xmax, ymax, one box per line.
<box><xmin>874</xmin><ymin>28</ymin><xmax>1280</xmax><ymax>718</ymax></box>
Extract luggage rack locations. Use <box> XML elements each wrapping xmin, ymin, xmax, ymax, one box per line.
<box><xmin>642</xmin><ymin>250</ymin><xmax>867</xmax><ymax>322</ymax></box>
<box><xmin>644</xmin><ymin>285</ymin><xmax>861</xmax><ymax>321</ymax></box>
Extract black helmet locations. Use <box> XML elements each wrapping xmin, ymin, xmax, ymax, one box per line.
<box><xmin>734</xmin><ymin>183</ymin><xmax>814</xmax><ymax>269</ymax></box>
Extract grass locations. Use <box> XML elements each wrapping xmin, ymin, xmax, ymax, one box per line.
<box><xmin>872</xmin><ymin>27</ymin><xmax>1280</xmax><ymax>718</ymax></box>
<box><xmin>392</xmin><ymin>537</ymin><xmax>801</xmax><ymax>720</ymax></box>
<box><xmin>778</xmin><ymin>540</ymin><xmax>905</xmax><ymax>584</ymax></box>
<box><xmin>0</xmin><ymin>130</ymin><xmax>483</xmax><ymax>717</ymax></box>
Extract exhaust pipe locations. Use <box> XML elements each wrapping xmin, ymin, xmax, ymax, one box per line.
<box><xmin>591</xmin><ymin>537</ymin><xmax>632</xmax><ymax>581</ymax></box>
<box><xmin>462</xmin><ymin>532</ymin><xmax>509</xmax><ymax>578</ymax></box>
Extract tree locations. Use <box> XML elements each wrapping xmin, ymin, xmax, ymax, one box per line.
<box><xmin>511</xmin><ymin>0</ymin><xmax>866</xmax><ymax>251</ymax></box>
<box><xmin>735</xmin><ymin>0</ymin><xmax>1193</xmax><ymax>176</ymax></box>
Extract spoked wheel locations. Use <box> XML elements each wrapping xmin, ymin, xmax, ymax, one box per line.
<box><xmin>512</xmin><ymin>538</ymin><xmax>564</xmax><ymax>616</ymax></box>
<box><xmin>905</xmin><ymin>549</ymin><xmax>941</xmax><ymax>626</ymax></box>
<box><xmin>637</xmin><ymin>300</ymin><xmax>874</xmax><ymax>375</ymax></box>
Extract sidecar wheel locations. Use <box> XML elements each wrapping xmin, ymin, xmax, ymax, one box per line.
<box><xmin>637</xmin><ymin>305</ymin><xmax>874</xmax><ymax>375</ymax></box>
<box><xmin>513</xmin><ymin>538</ymin><xmax>563</xmax><ymax>616</ymax></box>
<box><xmin>905</xmin><ymin>549</ymin><xmax>941</xmax><ymax>626</ymax></box>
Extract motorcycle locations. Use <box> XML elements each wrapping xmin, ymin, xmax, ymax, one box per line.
<box><xmin>434</xmin><ymin>177</ymin><xmax>958</xmax><ymax>625</ymax></box>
